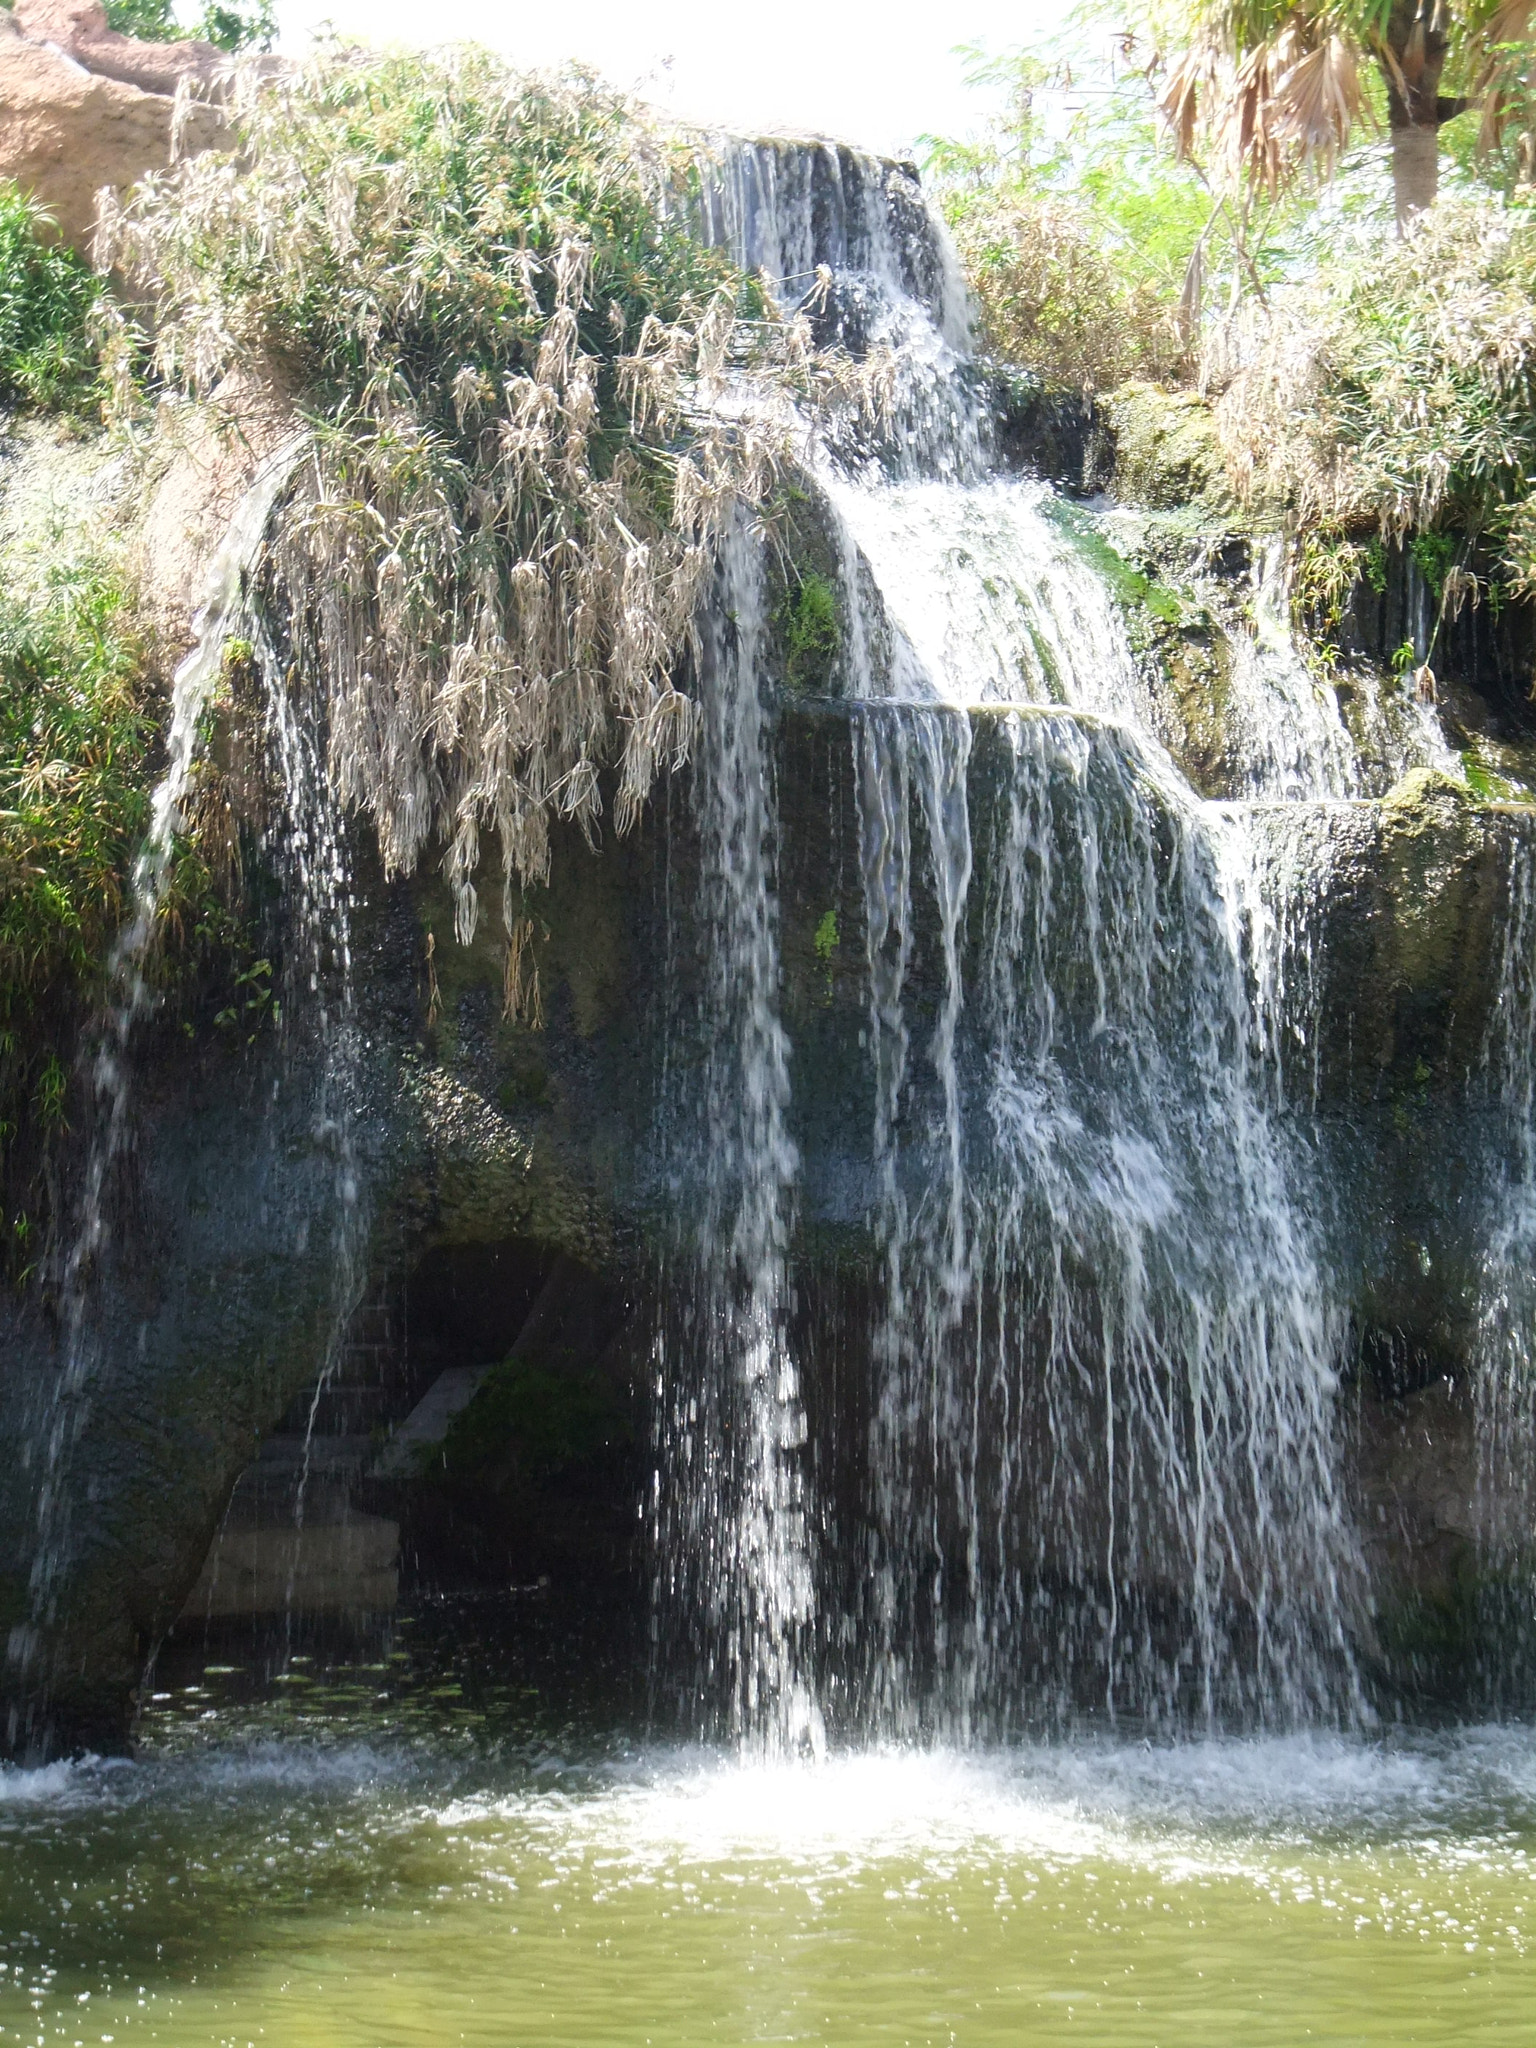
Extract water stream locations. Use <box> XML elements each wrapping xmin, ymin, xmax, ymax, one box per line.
<box><xmin>651</xmin><ymin>525</ymin><xmax>822</xmax><ymax>1757</ymax></box>
<box><xmin>10</xmin><ymin>441</ymin><xmax>307</xmax><ymax>1729</ymax></box>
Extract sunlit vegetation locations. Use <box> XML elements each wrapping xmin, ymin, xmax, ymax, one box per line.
<box><xmin>1219</xmin><ymin>194</ymin><xmax>1536</xmax><ymax>604</ymax></box>
<box><xmin>0</xmin><ymin>560</ymin><xmax>150</xmax><ymax>1259</ymax></box>
<box><xmin>102</xmin><ymin>0</ymin><xmax>276</xmax><ymax>52</ymax></box>
<box><xmin>102</xmin><ymin>49</ymin><xmax>873</xmax><ymax>951</ymax></box>
<box><xmin>0</xmin><ymin>183</ymin><xmax>103</xmax><ymax>414</ymax></box>
<box><xmin>929</xmin><ymin>52</ymin><xmax>1205</xmax><ymax>389</ymax></box>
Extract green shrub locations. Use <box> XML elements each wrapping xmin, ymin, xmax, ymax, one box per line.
<box><xmin>927</xmin><ymin>51</ymin><xmax>1213</xmax><ymax>391</ymax></box>
<box><xmin>0</xmin><ymin>559</ymin><xmax>153</xmax><ymax>1217</ymax></box>
<box><xmin>1218</xmin><ymin>196</ymin><xmax>1536</xmax><ymax>597</ymax></box>
<box><xmin>0</xmin><ymin>183</ymin><xmax>102</xmax><ymax>413</ymax></box>
<box><xmin>0</xmin><ymin>562</ymin><xmax>151</xmax><ymax>1006</ymax></box>
<box><xmin>103</xmin><ymin>50</ymin><xmax>856</xmax><ymax>954</ymax></box>
<box><xmin>103</xmin><ymin>0</ymin><xmax>276</xmax><ymax>51</ymax></box>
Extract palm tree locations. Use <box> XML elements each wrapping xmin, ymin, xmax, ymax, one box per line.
<box><xmin>1159</xmin><ymin>2</ymin><xmax>1533</xmax><ymax>225</ymax></box>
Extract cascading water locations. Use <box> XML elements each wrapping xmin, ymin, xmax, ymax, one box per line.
<box><xmin>240</xmin><ymin>502</ymin><xmax>370</xmax><ymax>1606</ymax></box>
<box><xmin>852</xmin><ymin>706</ymin><xmax>1361</xmax><ymax>1729</ymax></box>
<box><xmin>10</xmin><ymin>441</ymin><xmax>306</xmax><ymax>1728</ymax></box>
<box><xmin>652</xmin><ymin>523</ymin><xmax>822</xmax><ymax>1756</ymax></box>
<box><xmin>1473</xmin><ymin>839</ymin><xmax>1536</xmax><ymax>1633</ymax></box>
<box><xmin>688</xmin><ymin>133</ymin><xmax>1395</xmax><ymax>1732</ymax></box>
<box><xmin>6</xmin><ymin>436</ymin><xmax>375</xmax><ymax>1740</ymax></box>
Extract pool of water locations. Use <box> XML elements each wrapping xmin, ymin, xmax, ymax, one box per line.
<box><xmin>3</xmin><ymin>1601</ymin><xmax>1534</xmax><ymax>2046</ymax></box>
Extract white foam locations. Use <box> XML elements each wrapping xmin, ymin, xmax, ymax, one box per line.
<box><xmin>0</xmin><ymin>1756</ymin><xmax>106</xmax><ymax>1807</ymax></box>
<box><xmin>436</xmin><ymin>1726</ymin><xmax>1536</xmax><ymax>1878</ymax></box>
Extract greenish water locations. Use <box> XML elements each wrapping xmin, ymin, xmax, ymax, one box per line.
<box><xmin>3</xmin><ymin>1607</ymin><xmax>1535</xmax><ymax>2046</ymax></box>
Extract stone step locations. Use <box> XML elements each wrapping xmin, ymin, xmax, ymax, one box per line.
<box><xmin>371</xmin><ymin>1366</ymin><xmax>491</xmax><ymax>1478</ymax></box>
<box><xmin>182</xmin><ymin>1513</ymin><xmax>398</xmax><ymax>1620</ymax></box>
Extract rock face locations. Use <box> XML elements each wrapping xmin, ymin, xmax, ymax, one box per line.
<box><xmin>0</xmin><ymin>0</ymin><xmax>228</xmax><ymax>253</ymax></box>
<box><xmin>3</xmin><ymin>115</ymin><xmax>1536</xmax><ymax>1750</ymax></box>
<box><xmin>0</xmin><ymin>675</ymin><xmax>1531</xmax><ymax>1751</ymax></box>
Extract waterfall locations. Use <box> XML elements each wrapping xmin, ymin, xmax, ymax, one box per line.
<box><xmin>6</xmin><ymin>436</ymin><xmax>373</xmax><ymax>1737</ymax></box>
<box><xmin>243</xmin><ymin>500</ymin><xmax>370</xmax><ymax>1603</ymax></box>
<box><xmin>1472</xmin><ymin>840</ymin><xmax>1536</xmax><ymax>1653</ymax></box>
<box><xmin>851</xmin><ymin>707</ymin><xmax>1361</xmax><ymax>1729</ymax></box>
<box><xmin>13</xmin><ymin>441</ymin><xmax>307</xmax><ymax>1697</ymax></box>
<box><xmin>702</xmin><ymin>146</ymin><xmax>1379</xmax><ymax>1729</ymax></box>
<box><xmin>653</xmin><ymin>524</ymin><xmax>822</xmax><ymax>1756</ymax></box>
<box><xmin>693</xmin><ymin>136</ymin><xmax>972</xmax><ymax>353</ymax></box>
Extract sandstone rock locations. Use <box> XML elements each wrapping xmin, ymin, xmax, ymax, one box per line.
<box><xmin>11</xmin><ymin>0</ymin><xmax>226</xmax><ymax>97</ymax></box>
<box><xmin>132</xmin><ymin>378</ymin><xmax>299</xmax><ymax>665</ymax></box>
<box><xmin>0</xmin><ymin>13</ymin><xmax>225</xmax><ymax>254</ymax></box>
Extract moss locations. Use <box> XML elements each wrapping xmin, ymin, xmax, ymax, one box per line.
<box><xmin>443</xmin><ymin>1352</ymin><xmax>631</xmax><ymax>1490</ymax></box>
<box><xmin>1381</xmin><ymin>764</ymin><xmax>1474</xmax><ymax>832</ymax></box>
<box><xmin>1461</xmin><ymin>749</ymin><xmax>1523</xmax><ymax>804</ymax></box>
<box><xmin>778</xmin><ymin>571</ymin><xmax>840</xmax><ymax>695</ymax></box>
<box><xmin>1377</xmin><ymin>767</ymin><xmax>1495</xmax><ymax>1061</ymax></box>
<box><xmin>1104</xmin><ymin>381</ymin><xmax>1238</xmax><ymax>520</ymax></box>
<box><xmin>497</xmin><ymin>1053</ymin><xmax>551</xmax><ymax>1112</ymax></box>
<box><xmin>1049</xmin><ymin>499</ymin><xmax>1187</xmax><ymax>626</ymax></box>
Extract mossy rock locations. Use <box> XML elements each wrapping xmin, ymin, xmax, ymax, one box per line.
<box><xmin>1378</xmin><ymin>768</ymin><xmax>1483</xmax><ymax>989</ymax></box>
<box><xmin>1105</xmin><ymin>381</ymin><xmax>1237</xmax><ymax>521</ymax></box>
<box><xmin>443</xmin><ymin>1353</ymin><xmax>631</xmax><ymax>1492</ymax></box>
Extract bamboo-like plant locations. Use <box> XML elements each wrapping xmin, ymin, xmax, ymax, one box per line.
<box><xmin>101</xmin><ymin>50</ymin><xmax>873</xmax><ymax>958</ymax></box>
<box><xmin>1216</xmin><ymin>192</ymin><xmax>1536</xmax><ymax>593</ymax></box>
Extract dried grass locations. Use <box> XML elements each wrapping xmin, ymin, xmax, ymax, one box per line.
<box><xmin>100</xmin><ymin>48</ymin><xmax>874</xmax><ymax>945</ymax></box>
<box><xmin>1213</xmin><ymin>193</ymin><xmax>1536</xmax><ymax>586</ymax></box>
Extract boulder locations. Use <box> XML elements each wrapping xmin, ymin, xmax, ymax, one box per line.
<box><xmin>11</xmin><ymin>0</ymin><xmax>227</xmax><ymax>96</ymax></box>
<box><xmin>0</xmin><ymin>0</ymin><xmax>227</xmax><ymax>254</ymax></box>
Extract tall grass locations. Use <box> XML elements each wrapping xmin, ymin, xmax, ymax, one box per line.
<box><xmin>103</xmin><ymin>49</ymin><xmax>865</xmax><ymax>952</ymax></box>
<box><xmin>0</xmin><ymin>184</ymin><xmax>102</xmax><ymax>413</ymax></box>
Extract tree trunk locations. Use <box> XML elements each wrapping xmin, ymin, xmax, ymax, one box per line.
<box><xmin>1391</xmin><ymin>119</ymin><xmax>1440</xmax><ymax>225</ymax></box>
<box><xmin>1379</xmin><ymin>1</ymin><xmax>1451</xmax><ymax>231</ymax></box>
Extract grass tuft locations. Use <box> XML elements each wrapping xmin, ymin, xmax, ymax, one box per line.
<box><xmin>0</xmin><ymin>183</ymin><xmax>103</xmax><ymax>414</ymax></box>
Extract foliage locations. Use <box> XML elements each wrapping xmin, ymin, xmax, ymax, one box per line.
<box><xmin>103</xmin><ymin>0</ymin><xmax>277</xmax><ymax>52</ymax></box>
<box><xmin>1219</xmin><ymin>194</ymin><xmax>1536</xmax><ymax>597</ymax></box>
<box><xmin>0</xmin><ymin>559</ymin><xmax>151</xmax><ymax>1220</ymax></box>
<box><xmin>103</xmin><ymin>49</ymin><xmax>868</xmax><ymax>953</ymax></box>
<box><xmin>779</xmin><ymin>571</ymin><xmax>839</xmax><ymax>691</ymax></box>
<box><xmin>929</xmin><ymin>50</ymin><xmax>1201</xmax><ymax>388</ymax></box>
<box><xmin>0</xmin><ymin>183</ymin><xmax>103</xmax><ymax>413</ymax></box>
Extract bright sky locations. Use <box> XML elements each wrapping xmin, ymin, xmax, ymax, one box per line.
<box><xmin>271</xmin><ymin>0</ymin><xmax>1079</xmax><ymax>161</ymax></box>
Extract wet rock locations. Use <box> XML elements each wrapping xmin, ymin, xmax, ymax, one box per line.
<box><xmin>1104</xmin><ymin>380</ymin><xmax>1240</xmax><ymax>521</ymax></box>
<box><xmin>3</xmin><ymin>696</ymin><xmax>1533</xmax><ymax>1752</ymax></box>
